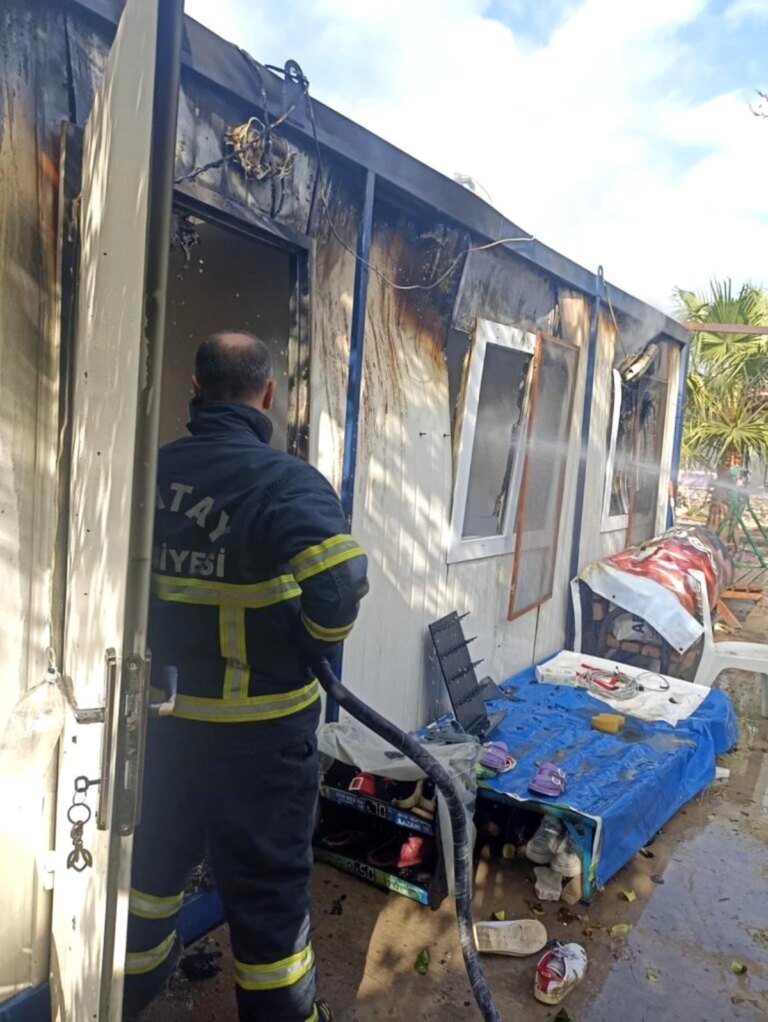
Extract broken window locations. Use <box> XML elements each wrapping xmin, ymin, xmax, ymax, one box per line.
<box><xmin>509</xmin><ymin>335</ymin><xmax>579</xmax><ymax>618</ymax></box>
<box><xmin>604</xmin><ymin>340</ymin><xmax>670</xmax><ymax>531</ymax></box>
<box><xmin>448</xmin><ymin>320</ymin><xmax>536</xmax><ymax>563</ymax></box>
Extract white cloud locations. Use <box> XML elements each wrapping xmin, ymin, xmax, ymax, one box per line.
<box><xmin>185</xmin><ymin>0</ymin><xmax>768</xmax><ymax>313</ymax></box>
<box><xmin>725</xmin><ymin>0</ymin><xmax>768</xmax><ymax>27</ymax></box>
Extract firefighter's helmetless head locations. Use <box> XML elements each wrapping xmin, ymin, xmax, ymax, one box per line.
<box><xmin>192</xmin><ymin>330</ymin><xmax>276</xmax><ymax>412</ymax></box>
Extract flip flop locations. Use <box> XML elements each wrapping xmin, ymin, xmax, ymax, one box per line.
<box><xmin>367</xmin><ymin>836</ymin><xmax>435</xmax><ymax>870</ymax></box>
<box><xmin>320</xmin><ymin>830</ymin><xmax>368</xmax><ymax>850</ymax></box>
<box><xmin>528</xmin><ymin>762</ymin><xmax>567</xmax><ymax>798</ymax></box>
<box><xmin>474</xmin><ymin>919</ymin><xmax>548</xmax><ymax>957</ymax></box>
<box><xmin>348</xmin><ymin>772</ymin><xmax>377</xmax><ymax>797</ymax></box>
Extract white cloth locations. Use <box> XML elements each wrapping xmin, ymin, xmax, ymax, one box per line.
<box><xmin>535</xmin><ymin>650</ymin><xmax>709</xmax><ymax>726</ymax></box>
<box><xmin>576</xmin><ymin>561</ymin><xmax>703</xmax><ymax>653</ymax></box>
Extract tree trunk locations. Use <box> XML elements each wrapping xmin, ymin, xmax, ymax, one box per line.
<box><xmin>706</xmin><ymin>451</ymin><xmax>740</xmax><ymax>532</ymax></box>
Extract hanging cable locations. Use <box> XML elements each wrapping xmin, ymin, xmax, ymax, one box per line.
<box><xmin>250</xmin><ymin>58</ymin><xmax>536</xmax><ymax>293</ymax></box>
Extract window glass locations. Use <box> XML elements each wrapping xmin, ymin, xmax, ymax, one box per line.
<box><xmin>463</xmin><ymin>344</ymin><xmax>531</xmax><ymax>538</ymax></box>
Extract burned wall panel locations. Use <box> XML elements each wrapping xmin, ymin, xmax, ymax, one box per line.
<box><xmin>0</xmin><ymin>0</ymin><xmax>71</xmax><ymax>1001</ymax></box>
<box><xmin>342</xmin><ymin>199</ymin><xmax>470</xmax><ymax>728</ymax></box>
<box><xmin>306</xmin><ymin>158</ymin><xmax>364</xmax><ymax>489</ymax></box>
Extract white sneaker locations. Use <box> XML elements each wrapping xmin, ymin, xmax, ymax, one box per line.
<box><xmin>525</xmin><ymin>816</ymin><xmax>565</xmax><ymax>864</ymax></box>
<box><xmin>550</xmin><ymin>834</ymin><xmax>581</xmax><ymax>877</ymax></box>
<box><xmin>534</xmin><ymin>942</ymin><xmax>588</xmax><ymax>1004</ymax></box>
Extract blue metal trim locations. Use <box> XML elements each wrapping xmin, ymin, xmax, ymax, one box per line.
<box><xmin>566</xmin><ymin>267</ymin><xmax>604</xmax><ymax>646</ymax></box>
<box><xmin>340</xmin><ymin>169</ymin><xmax>375</xmax><ymax>524</ymax></box>
<box><xmin>0</xmin><ymin>985</ymin><xmax>49</xmax><ymax>1022</ymax></box>
<box><xmin>326</xmin><ymin>169</ymin><xmax>376</xmax><ymax>723</ymax></box>
<box><xmin>0</xmin><ymin>892</ymin><xmax>226</xmax><ymax>1022</ymax></box>
<box><xmin>178</xmin><ymin>888</ymin><xmax>225</xmax><ymax>944</ymax></box>
<box><xmin>667</xmin><ymin>343</ymin><xmax>691</xmax><ymax>528</ymax></box>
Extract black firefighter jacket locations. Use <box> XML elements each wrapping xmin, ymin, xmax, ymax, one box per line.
<box><xmin>148</xmin><ymin>401</ymin><xmax>369</xmax><ymax>723</ymax></box>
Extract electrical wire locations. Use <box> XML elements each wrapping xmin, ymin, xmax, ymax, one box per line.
<box><xmin>272</xmin><ymin>59</ymin><xmax>536</xmax><ymax>293</ymax></box>
<box><xmin>579</xmin><ymin>666</ymin><xmax>670</xmax><ymax>700</ymax></box>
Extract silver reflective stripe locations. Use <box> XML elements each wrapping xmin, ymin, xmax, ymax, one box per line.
<box><xmin>290</xmin><ymin>536</ymin><xmax>364</xmax><ymax>582</ymax></box>
<box><xmin>153</xmin><ymin>573</ymin><xmax>301</xmax><ymax>607</ymax></box>
<box><xmin>149</xmin><ymin>680</ymin><xmax>321</xmax><ymax>723</ymax></box>
<box><xmin>129</xmin><ymin>888</ymin><xmax>184</xmax><ymax>920</ymax></box>
<box><xmin>220</xmin><ymin>605</ymin><xmax>249</xmax><ymax>700</ymax></box>
<box><xmin>125</xmin><ymin>932</ymin><xmax>177</xmax><ymax>976</ymax></box>
<box><xmin>234</xmin><ymin>943</ymin><xmax>315</xmax><ymax>991</ymax></box>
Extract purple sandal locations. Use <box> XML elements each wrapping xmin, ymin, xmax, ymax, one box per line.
<box><xmin>528</xmin><ymin>762</ymin><xmax>566</xmax><ymax>798</ymax></box>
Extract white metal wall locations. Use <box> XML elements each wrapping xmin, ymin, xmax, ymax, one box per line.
<box><xmin>0</xmin><ymin>3</ymin><xmax>69</xmax><ymax>1004</ymax></box>
<box><xmin>341</xmin><ymin>217</ymin><xmax>593</xmax><ymax>729</ymax></box>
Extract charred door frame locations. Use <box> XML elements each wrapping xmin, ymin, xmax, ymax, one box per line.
<box><xmin>171</xmin><ymin>190</ymin><xmax>313</xmax><ymax>462</ymax></box>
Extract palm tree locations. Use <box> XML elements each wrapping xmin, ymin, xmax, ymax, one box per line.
<box><xmin>674</xmin><ymin>280</ymin><xmax>768</xmax><ymax>529</ymax></box>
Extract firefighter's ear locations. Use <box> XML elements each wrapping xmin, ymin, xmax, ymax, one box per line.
<box><xmin>191</xmin><ymin>375</ymin><xmax>202</xmax><ymax>399</ymax></box>
<box><xmin>261</xmin><ymin>379</ymin><xmax>276</xmax><ymax>412</ymax></box>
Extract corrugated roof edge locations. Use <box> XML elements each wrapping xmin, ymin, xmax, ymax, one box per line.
<box><xmin>70</xmin><ymin>0</ymin><xmax>688</xmax><ymax>344</ymax></box>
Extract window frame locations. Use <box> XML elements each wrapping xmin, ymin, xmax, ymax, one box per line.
<box><xmin>507</xmin><ymin>331</ymin><xmax>580</xmax><ymax>620</ymax></box>
<box><xmin>601</xmin><ymin>354</ymin><xmax>670</xmax><ymax>536</ymax></box>
<box><xmin>447</xmin><ymin>319</ymin><xmax>537</xmax><ymax>565</ymax></box>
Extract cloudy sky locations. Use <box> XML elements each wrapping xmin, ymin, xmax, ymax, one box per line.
<box><xmin>185</xmin><ymin>0</ymin><xmax>768</xmax><ymax>312</ymax></box>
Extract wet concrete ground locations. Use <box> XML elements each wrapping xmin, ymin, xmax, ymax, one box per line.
<box><xmin>142</xmin><ymin>607</ymin><xmax>768</xmax><ymax>1022</ymax></box>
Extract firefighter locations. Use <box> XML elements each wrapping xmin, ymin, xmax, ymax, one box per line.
<box><xmin>123</xmin><ymin>331</ymin><xmax>368</xmax><ymax>1022</ymax></box>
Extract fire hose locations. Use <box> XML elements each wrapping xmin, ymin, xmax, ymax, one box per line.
<box><xmin>313</xmin><ymin>657</ymin><xmax>501</xmax><ymax>1022</ymax></box>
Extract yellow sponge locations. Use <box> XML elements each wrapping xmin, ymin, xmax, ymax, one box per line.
<box><xmin>591</xmin><ymin>712</ymin><xmax>625</xmax><ymax>734</ymax></box>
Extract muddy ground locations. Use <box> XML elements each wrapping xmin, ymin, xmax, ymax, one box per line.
<box><xmin>141</xmin><ymin>605</ymin><xmax>768</xmax><ymax>1022</ymax></box>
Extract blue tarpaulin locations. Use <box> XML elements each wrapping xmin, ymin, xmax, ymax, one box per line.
<box><xmin>479</xmin><ymin>665</ymin><xmax>738</xmax><ymax>886</ymax></box>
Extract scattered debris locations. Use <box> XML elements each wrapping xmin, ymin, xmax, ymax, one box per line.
<box><xmin>639</xmin><ymin>847</ymin><xmax>655</xmax><ymax>859</ymax></box>
<box><xmin>526</xmin><ymin>900</ymin><xmax>546</xmax><ymax>917</ymax></box>
<box><xmin>715</xmin><ymin>766</ymin><xmax>731</xmax><ymax>781</ymax></box>
<box><xmin>621</xmin><ymin>890</ymin><xmax>637</xmax><ymax>903</ymax></box>
<box><xmin>650</xmin><ymin>874</ymin><xmax>665</xmax><ymax>885</ymax></box>
<box><xmin>492</xmin><ymin>910</ymin><xmax>506</xmax><ymax>921</ymax></box>
<box><xmin>557</xmin><ymin>907</ymin><xmax>579</xmax><ymax>925</ymax></box>
<box><xmin>611</xmin><ymin>923</ymin><xmax>632</xmax><ymax>937</ymax></box>
<box><xmin>502</xmin><ymin>843</ymin><xmax>516</xmax><ymax>861</ymax></box>
<box><xmin>747</xmin><ymin>926</ymin><xmax>768</xmax><ymax>945</ymax></box>
<box><xmin>179</xmin><ymin>952</ymin><xmax>223</xmax><ymax>982</ymax></box>
<box><xmin>328</xmin><ymin>896</ymin><xmax>346</xmax><ymax>917</ymax></box>
<box><xmin>645</xmin><ymin>967</ymin><xmax>660</xmax><ymax>983</ymax></box>
<box><xmin>415</xmin><ymin>948</ymin><xmax>430</xmax><ymax>975</ymax></box>
<box><xmin>554</xmin><ymin>1010</ymin><xmax>574</xmax><ymax>1022</ymax></box>
<box><xmin>731</xmin><ymin>960</ymin><xmax>748</xmax><ymax>975</ymax></box>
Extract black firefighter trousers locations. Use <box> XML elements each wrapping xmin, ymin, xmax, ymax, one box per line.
<box><xmin>123</xmin><ymin>704</ymin><xmax>321</xmax><ymax>1021</ymax></box>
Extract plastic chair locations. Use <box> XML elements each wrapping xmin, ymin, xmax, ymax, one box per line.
<box><xmin>689</xmin><ymin>570</ymin><xmax>768</xmax><ymax>718</ymax></box>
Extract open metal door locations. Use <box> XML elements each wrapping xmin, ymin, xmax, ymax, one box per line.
<box><xmin>49</xmin><ymin>1</ymin><xmax>182</xmax><ymax>1019</ymax></box>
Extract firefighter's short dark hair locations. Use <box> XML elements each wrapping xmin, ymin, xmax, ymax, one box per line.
<box><xmin>195</xmin><ymin>330</ymin><xmax>273</xmax><ymax>402</ymax></box>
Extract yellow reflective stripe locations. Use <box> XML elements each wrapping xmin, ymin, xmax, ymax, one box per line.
<box><xmin>305</xmin><ymin>1007</ymin><xmax>319</xmax><ymax>1022</ymax></box>
<box><xmin>234</xmin><ymin>943</ymin><xmax>315</xmax><ymax>991</ymax></box>
<box><xmin>220</xmin><ymin>605</ymin><xmax>249</xmax><ymax>700</ymax></box>
<box><xmin>289</xmin><ymin>535</ymin><xmax>364</xmax><ymax>583</ymax></box>
<box><xmin>153</xmin><ymin>573</ymin><xmax>301</xmax><ymax>608</ymax></box>
<box><xmin>125</xmin><ymin>932</ymin><xmax>177</xmax><ymax>976</ymax></box>
<box><xmin>301</xmin><ymin>612</ymin><xmax>354</xmax><ymax>643</ymax></box>
<box><xmin>149</xmin><ymin>680</ymin><xmax>320</xmax><ymax>723</ymax></box>
<box><xmin>129</xmin><ymin>888</ymin><xmax>184</xmax><ymax>921</ymax></box>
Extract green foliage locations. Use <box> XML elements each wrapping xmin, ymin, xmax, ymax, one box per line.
<box><xmin>674</xmin><ymin>280</ymin><xmax>768</xmax><ymax>474</ymax></box>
